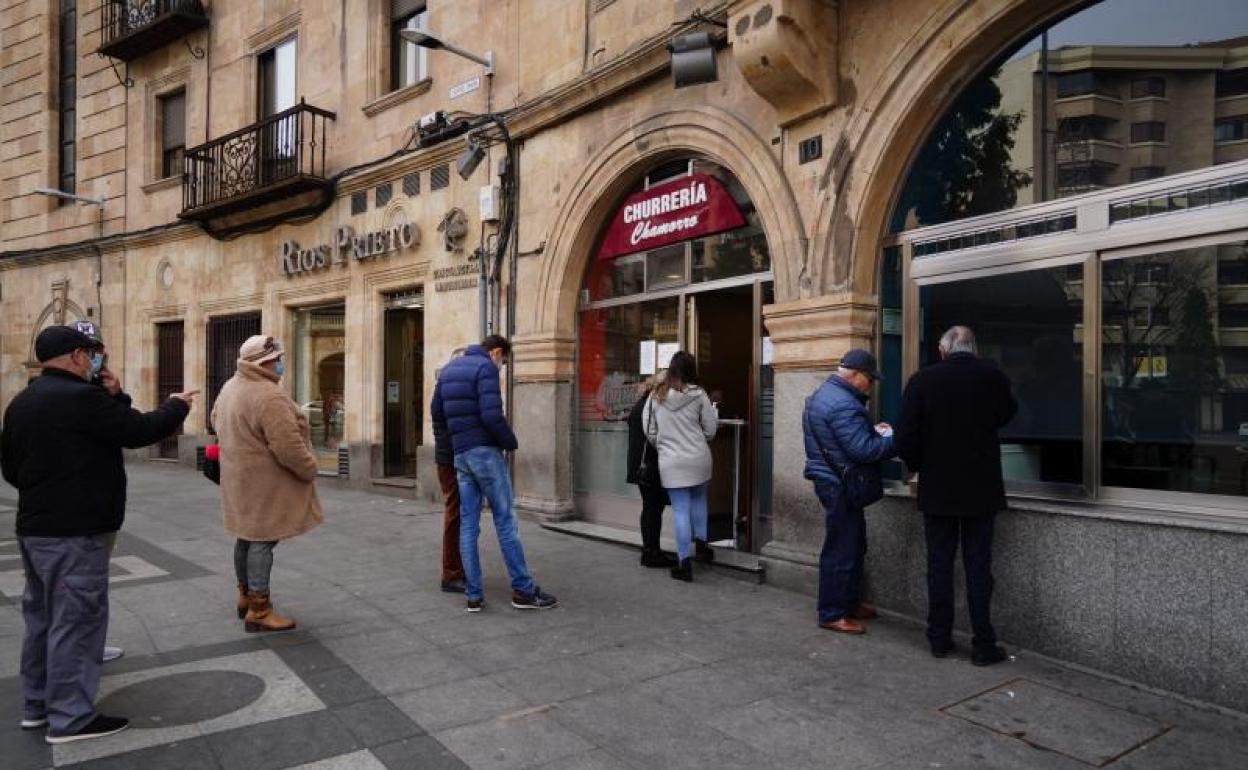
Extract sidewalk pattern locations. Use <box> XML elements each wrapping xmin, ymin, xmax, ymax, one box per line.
<box><xmin>1</xmin><ymin>467</ymin><xmax>1245</xmax><ymax>769</ymax></box>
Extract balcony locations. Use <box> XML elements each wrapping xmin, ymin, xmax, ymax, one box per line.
<box><xmin>1054</xmin><ymin>94</ymin><xmax>1123</xmax><ymax>123</ymax></box>
<box><xmin>180</xmin><ymin>101</ymin><xmax>335</xmax><ymax>233</ymax></box>
<box><xmin>1055</xmin><ymin>138</ymin><xmax>1123</xmax><ymax>168</ymax></box>
<box><xmin>97</xmin><ymin>1</ymin><xmax>209</xmax><ymax>62</ymax></box>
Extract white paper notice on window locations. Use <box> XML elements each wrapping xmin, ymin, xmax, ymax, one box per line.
<box><xmin>762</xmin><ymin>337</ymin><xmax>774</xmax><ymax>365</ymax></box>
<box><xmin>639</xmin><ymin>340</ymin><xmax>657</xmax><ymax>375</ymax></box>
<box><xmin>656</xmin><ymin>342</ymin><xmax>679</xmax><ymax>370</ymax></box>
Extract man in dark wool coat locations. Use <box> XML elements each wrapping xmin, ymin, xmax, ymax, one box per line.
<box><xmin>896</xmin><ymin>325</ymin><xmax>1018</xmax><ymax>665</ymax></box>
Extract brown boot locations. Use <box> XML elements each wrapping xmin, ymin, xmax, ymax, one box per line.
<box><xmin>244</xmin><ymin>591</ymin><xmax>296</xmax><ymax>633</ymax></box>
<box><xmin>236</xmin><ymin>584</ymin><xmax>248</xmax><ymax>619</ymax></box>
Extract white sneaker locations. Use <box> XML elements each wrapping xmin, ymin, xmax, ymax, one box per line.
<box><xmin>20</xmin><ymin>716</ymin><xmax>48</xmax><ymax>730</ymax></box>
<box><xmin>102</xmin><ymin>646</ymin><xmax>124</xmax><ymax>663</ymax></box>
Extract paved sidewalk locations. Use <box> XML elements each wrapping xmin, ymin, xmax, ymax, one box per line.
<box><xmin>1</xmin><ymin>463</ymin><xmax>1244</xmax><ymax>769</ymax></box>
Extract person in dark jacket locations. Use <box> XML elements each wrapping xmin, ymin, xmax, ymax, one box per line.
<box><xmin>896</xmin><ymin>326</ymin><xmax>1018</xmax><ymax>665</ymax></box>
<box><xmin>802</xmin><ymin>349</ymin><xmax>896</xmax><ymax>634</ymax></box>
<box><xmin>430</xmin><ymin>335</ymin><xmax>556</xmax><ymax>612</ymax></box>
<box><xmin>1</xmin><ymin>325</ymin><xmax>193</xmax><ymax>744</ymax></box>
<box><xmin>432</xmin><ymin>355</ymin><xmax>466</xmax><ymax>593</ymax></box>
<box><xmin>626</xmin><ymin>377</ymin><xmax>675</xmax><ymax>569</ymax></box>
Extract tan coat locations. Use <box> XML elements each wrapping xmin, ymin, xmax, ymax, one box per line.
<box><xmin>211</xmin><ymin>360</ymin><xmax>322</xmax><ymax>541</ymax></box>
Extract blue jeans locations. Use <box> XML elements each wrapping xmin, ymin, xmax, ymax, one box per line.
<box><xmin>667</xmin><ymin>484</ymin><xmax>708</xmax><ymax>561</ymax></box>
<box><xmin>454</xmin><ymin>446</ymin><xmax>536</xmax><ymax>601</ymax></box>
<box><xmin>814</xmin><ymin>482</ymin><xmax>866</xmax><ymax>624</ymax></box>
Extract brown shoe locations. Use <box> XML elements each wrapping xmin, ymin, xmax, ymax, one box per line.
<box><xmin>236</xmin><ymin>583</ymin><xmax>249</xmax><ymax>620</ymax></box>
<box><xmin>244</xmin><ymin>591</ymin><xmax>296</xmax><ymax>633</ymax></box>
<box><xmin>849</xmin><ymin>603</ymin><xmax>878</xmax><ymax>620</ymax></box>
<box><xmin>819</xmin><ymin>617</ymin><xmax>866</xmax><ymax>635</ymax></box>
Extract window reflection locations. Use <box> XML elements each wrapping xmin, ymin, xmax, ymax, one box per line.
<box><xmin>920</xmin><ymin>266</ymin><xmax>1084</xmax><ymax>485</ymax></box>
<box><xmin>292</xmin><ymin>304</ymin><xmax>346</xmax><ymax>474</ymax></box>
<box><xmin>892</xmin><ymin>0</ymin><xmax>1248</xmax><ymax>231</ymax></box>
<box><xmin>1102</xmin><ymin>241</ymin><xmax>1248</xmax><ymax>497</ymax></box>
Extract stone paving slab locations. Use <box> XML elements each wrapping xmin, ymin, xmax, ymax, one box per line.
<box><xmin>0</xmin><ymin>463</ymin><xmax>1244</xmax><ymax>769</ymax></box>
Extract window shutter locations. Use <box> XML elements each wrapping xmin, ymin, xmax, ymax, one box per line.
<box><xmin>391</xmin><ymin>0</ymin><xmax>422</xmax><ymax>20</ymax></box>
<box><xmin>162</xmin><ymin>92</ymin><xmax>185</xmax><ymax>149</ymax></box>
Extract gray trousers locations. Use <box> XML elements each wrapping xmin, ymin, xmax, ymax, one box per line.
<box><xmin>18</xmin><ymin>535</ymin><xmax>110</xmax><ymax>733</ymax></box>
<box><xmin>233</xmin><ymin>539</ymin><xmax>278</xmax><ymax>593</ymax></box>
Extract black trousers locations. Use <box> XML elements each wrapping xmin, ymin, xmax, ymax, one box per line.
<box><xmin>923</xmin><ymin>513</ymin><xmax>997</xmax><ymax>651</ymax></box>
<box><xmin>638</xmin><ymin>483</ymin><xmax>669</xmax><ymax>553</ymax></box>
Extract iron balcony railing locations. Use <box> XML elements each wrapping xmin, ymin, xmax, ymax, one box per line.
<box><xmin>98</xmin><ymin>0</ymin><xmax>209</xmax><ymax>62</ymax></box>
<box><xmin>181</xmin><ymin>100</ymin><xmax>336</xmax><ymax>218</ymax></box>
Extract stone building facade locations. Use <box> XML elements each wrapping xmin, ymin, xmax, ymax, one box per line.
<box><xmin>2</xmin><ymin>0</ymin><xmax>1246</xmax><ymax>712</ymax></box>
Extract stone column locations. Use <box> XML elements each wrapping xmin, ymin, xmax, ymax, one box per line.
<box><xmin>759</xmin><ymin>292</ymin><xmax>879</xmax><ymax>593</ymax></box>
<box><xmin>510</xmin><ymin>333</ymin><xmax>577</xmax><ymax>522</ymax></box>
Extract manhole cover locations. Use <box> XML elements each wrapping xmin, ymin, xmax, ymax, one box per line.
<box><xmin>942</xmin><ymin>679</ymin><xmax>1168</xmax><ymax>766</ymax></box>
<box><xmin>97</xmin><ymin>670</ymin><xmax>266</xmax><ymax>728</ymax></box>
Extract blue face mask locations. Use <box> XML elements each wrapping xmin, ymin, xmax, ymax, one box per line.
<box><xmin>88</xmin><ymin>352</ymin><xmax>105</xmax><ymax>378</ymax></box>
<box><xmin>274</xmin><ymin>359</ymin><xmax>285</xmax><ymax>378</ymax></box>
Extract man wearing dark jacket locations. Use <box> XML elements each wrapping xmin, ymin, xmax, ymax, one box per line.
<box><xmin>1</xmin><ymin>325</ymin><xmax>193</xmax><ymax>743</ymax></box>
<box><xmin>430</xmin><ymin>336</ymin><xmax>556</xmax><ymax>612</ymax></box>
<box><xmin>896</xmin><ymin>326</ymin><xmax>1018</xmax><ymax>665</ymax></box>
<box><xmin>432</xmin><ymin>357</ymin><xmax>465</xmax><ymax>594</ymax></box>
<box><xmin>802</xmin><ymin>349</ymin><xmax>896</xmax><ymax>635</ymax></box>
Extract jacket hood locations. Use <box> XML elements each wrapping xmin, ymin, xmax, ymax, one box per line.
<box><xmin>236</xmin><ymin>359</ymin><xmax>280</xmax><ymax>383</ymax></box>
<box><xmin>657</xmin><ymin>385</ymin><xmax>704</xmax><ymax>411</ymax></box>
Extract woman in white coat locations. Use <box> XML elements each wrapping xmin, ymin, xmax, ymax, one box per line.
<box><xmin>643</xmin><ymin>351</ymin><xmax>718</xmax><ymax>581</ymax></box>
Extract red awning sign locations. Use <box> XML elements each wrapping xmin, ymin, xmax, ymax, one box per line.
<box><xmin>597</xmin><ymin>172</ymin><xmax>747</xmax><ymax>260</ymax></box>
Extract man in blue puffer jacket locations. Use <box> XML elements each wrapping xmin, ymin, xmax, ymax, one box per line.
<box><xmin>430</xmin><ymin>335</ymin><xmax>557</xmax><ymax>612</ymax></box>
<box><xmin>802</xmin><ymin>349</ymin><xmax>896</xmax><ymax>634</ymax></box>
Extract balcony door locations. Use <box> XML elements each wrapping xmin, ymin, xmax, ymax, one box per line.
<box><xmin>257</xmin><ymin>38</ymin><xmax>297</xmax><ymax>185</ymax></box>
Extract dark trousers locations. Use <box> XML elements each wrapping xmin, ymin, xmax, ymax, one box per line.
<box><xmin>18</xmin><ymin>535</ymin><xmax>110</xmax><ymax>733</ymax></box>
<box><xmin>923</xmin><ymin>513</ymin><xmax>997</xmax><ymax>651</ymax></box>
<box><xmin>638</xmin><ymin>483</ymin><xmax>669</xmax><ymax>553</ymax></box>
<box><xmin>815</xmin><ymin>483</ymin><xmax>866</xmax><ymax>623</ymax></box>
<box><xmin>437</xmin><ymin>462</ymin><xmax>464</xmax><ymax>582</ymax></box>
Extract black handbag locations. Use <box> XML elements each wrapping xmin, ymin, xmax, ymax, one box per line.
<box><xmin>804</xmin><ymin>398</ymin><xmax>885</xmax><ymax>509</ymax></box>
<box><xmin>636</xmin><ymin>397</ymin><xmax>662</xmax><ymax>487</ymax></box>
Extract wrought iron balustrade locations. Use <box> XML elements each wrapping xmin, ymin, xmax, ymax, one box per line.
<box><xmin>181</xmin><ymin>100</ymin><xmax>335</xmax><ymax>219</ymax></box>
<box><xmin>98</xmin><ymin>0</ymin><xmax>208</xmax><ymax>62</ymax></box>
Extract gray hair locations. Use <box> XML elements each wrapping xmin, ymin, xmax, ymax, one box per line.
<box><xmin>836</xmin><ymin>366</ymin><xmax>859</xmax><ymax>379</ymax></box>
<box><xmin>939</xmin><ymin>326</ymin><xmax>977</xmax><ymax>355</ymax></box>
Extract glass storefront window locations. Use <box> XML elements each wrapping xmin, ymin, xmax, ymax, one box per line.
<box><xmin>646</xmin><ymin>243</ymin><xmax>687</xmax><ymax>290</ymax></box>
<box><xmin>292</xmin><ymin>304</ymin><xmax>346</xmax><ymax>474</ymax></box>
<box><xmin>576</xmin><ymin>298</ymin><xmax>680</xmax><ymax>498</ymax></box>
<box><xmin>692</xmin><ymin>223</ymin><xmax>770</xmax><ymax>284</ymax></box>
<box><xmin>891</xmin><ymin>0</ymin><xmax>1248</xmax><ymax>232</ymax></box>
<box><xmin>1102</xmin><ymin>241</ymin><xmax>1248</xmax><ymax>498</ymax></box>
<box><xmin>920</xmin><ymin>265</ymin><xmax>1084</xmax><ymax>486</ymax></box>
<box><xmin>585</xmin><ymin>253</ymin><xmax>644</xmax><ymax>302</ymax></box>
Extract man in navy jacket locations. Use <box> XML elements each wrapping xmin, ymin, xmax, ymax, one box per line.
<box><xmin>802</xmin><ymin>349</ymin><xmax>896</xmax><ymax>634</ymax></box>
<box><xmin>430</xmin><ymin>335</ymin><xmax>556</xmax><ymax>612</ymax></box>
<box><xmin>896</xmin><ymin>326</ymin><xmax>1017</xmax><ymax>665</ymax></box>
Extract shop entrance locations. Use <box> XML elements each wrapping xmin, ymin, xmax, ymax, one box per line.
<box><xmin>383</xmin><ymin>290</ymin><xmax>425</xmax><ymax>478</ymax></box>
<box><xmin>575</xmin><ymin>159</ymin><xmax>775</xmax><ymax>552</ymax></box>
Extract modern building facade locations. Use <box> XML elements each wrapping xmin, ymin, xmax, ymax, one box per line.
<box><xmin>2</xmin><ymin>0</ymin><xmax>1246</xmax><ymax>712</ymax></box>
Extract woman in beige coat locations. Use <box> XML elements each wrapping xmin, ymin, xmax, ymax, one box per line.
<box><xmin>211</xmin><ymin>335</ymin><xmax>322</xmax><ymax>632</ymax></box>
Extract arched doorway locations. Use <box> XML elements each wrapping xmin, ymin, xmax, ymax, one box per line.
<box><xmin>574</xmin><ymin>158</ymin><xmax>777</xmax><ymax>552</ymax></box>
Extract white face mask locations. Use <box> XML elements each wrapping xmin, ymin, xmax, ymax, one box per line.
<box><xmin>274</xmin><ymin>359</ymin><xmax>286</xmax><ymax>378</ymax></box>
<box><xmin>88</xmin><ymin>351</ymin><xmax>105</xmax><ymax>377</ymax></box>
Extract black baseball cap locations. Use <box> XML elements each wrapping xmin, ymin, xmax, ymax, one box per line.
<box><xmin>840</xmin><ymin>349</ymin><xmax>882</xmax><ymax>381</ymax></box>
<box><xmin>34</xmin><ymin>325</ymin><xmax>103</xmax><ymax>363</ymax></box>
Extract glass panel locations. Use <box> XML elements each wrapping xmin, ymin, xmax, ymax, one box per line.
<box><xmin>274</xmin><ymin>38</ymin><xmax>297</xmax><ymax>113</ymax></box>
<box><xmin>392</xmin><ymin>10</ymin><xmax>428</xmax><ymax>91</ymax></box>
<box><xmin>575</xmin><ymin>298</ymin><xmax>680</xmax><ymax>498</ymax></box>
<box><xmin>891</xmin><ymin>0</ymin><xmax>1248</xmax><ymax>231</ymax></box>
<box><xmin>878</xmin><ymin>246</ymin><xmax>905</xmax><ymax>481</ymax></box>
<box><xmin>645</xmin><ymin>243</ymin><xmax>686</xmax><ymax>290</ymax></box>
<box><xmin>584</xmin><ymin>253</ymin><xmax>644</xmax><ymax>302</ymax></box>
<box><xmin>1102</xmin><ymin>240</ymin><xmax>1248</xmax><ymax>498</ymax></box>
<box><xmin>692</xmin><ymin>224</ymin><xmax>769</xmax><ymax>283</ymax></box>
<box><xmin>292</xmin><ymin>304</ymin><xmax>347</xmax><ymax>474</ymax></box>
<box><xmin>920</xmin><ymin>265</ymin><xmax>1084</xmax><ymax>485</ymax></box>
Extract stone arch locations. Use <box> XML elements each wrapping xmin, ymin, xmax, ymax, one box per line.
<box><xmin>531</xmin><ymin>106</ymin><xmax>807</xmax><ymax>340</ymax></box>
<box><xmin>806</xmin><ymin>0</ymin><xmax>1088</xmax><ymax>297</ymax></box>
<box><xmin>26</xmin><ymin>297</ymin><xmax>90</xmax><ymax>366</ymax></box>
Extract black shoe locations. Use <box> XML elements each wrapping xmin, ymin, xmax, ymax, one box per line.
<box><xmin>694</xmin><ymin>539</ymin><xmax>715</xmax><ymax>563</ymax></box>
<box><xmin>46</xmin><ymin>715</ymin><xmax>129</xmax><ymax>744</ymax></box>
<box><xmin>929</xmin><ymin>640</ymin><xmax>955</xmax><ymax>658</ymax></box>
<box><xmin>20</xmin><ymin>716</ymin><xmax>47</xmax><ymax>730</ymax></box>
<box><xmin>512</xmin><ymin>586</ymin><xmax>558</xmax><ymax>610</ymax></box>
<box><xmin>670</xmin><ymin>558</ymin><xmax>693</xmax><ymax>582</ymax></box>
<box><xmin>971</xmin><ymin>645</ymin><xmax>1009</xmax><ymax>667</ymax></box>
<box><xmin>465</xmin><ymin>598</ymin><xmax>484</xmax><ymax>613</ymax></box>
<box><xmin>640</xmin><ymin>549</ymin><xmax>677</xmax><ymax>568</ymax></box>
<box><xmin>441</xmin><ymin>578</ymin><xmax>466</xmax><ymax>593</ymax></box>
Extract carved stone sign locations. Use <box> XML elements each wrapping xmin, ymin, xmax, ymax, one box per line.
<box><xmin>433</xmin><ymin>263</ymin><xmax>479</xmax><ymax>293</ymax></box>
<box><xmin>280</xmin><ymin>223</ymin><xmax>418</xmax><ymax>277</ymax></box>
